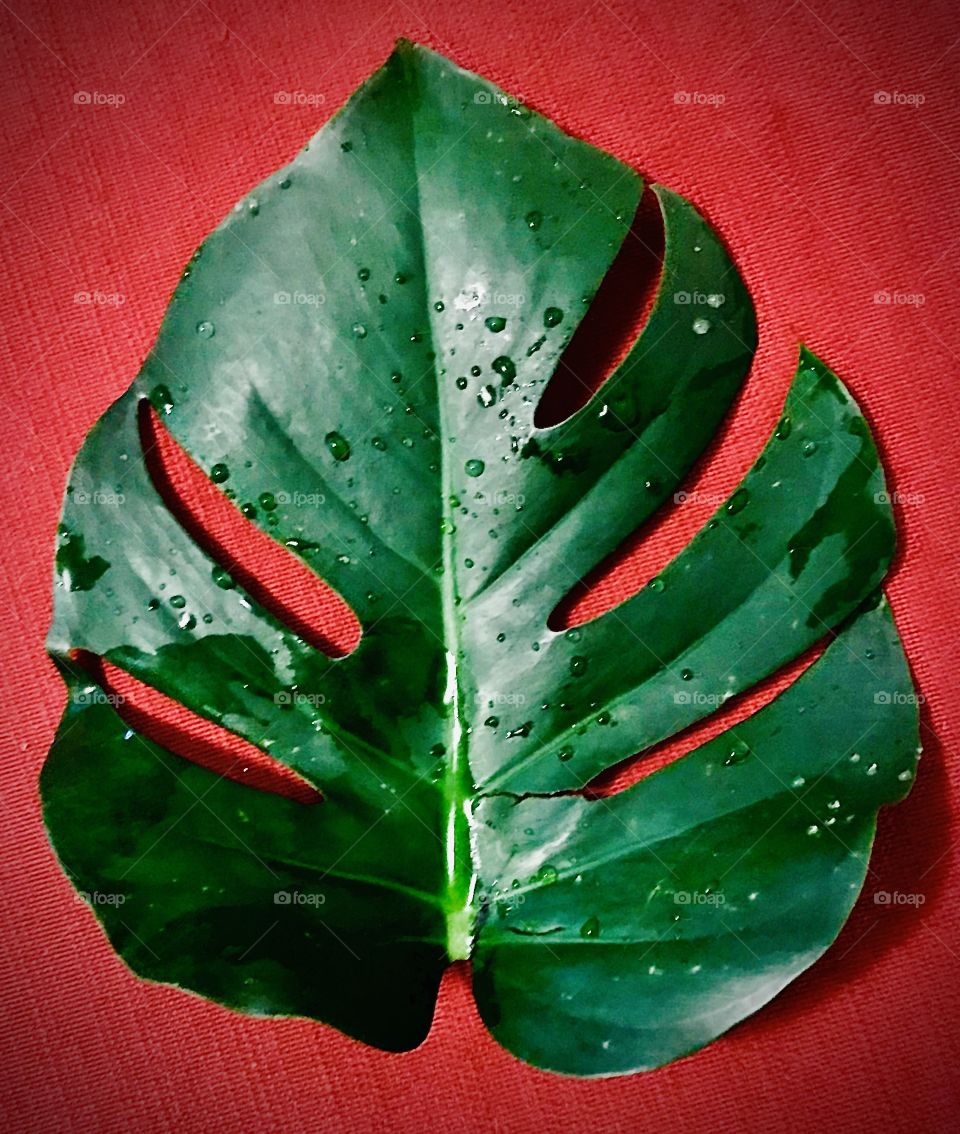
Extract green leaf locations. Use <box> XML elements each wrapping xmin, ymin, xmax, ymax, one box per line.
<box><xmin>42</xmin><ymin>41</ymin><xmax>920</xmax><ymax>1075</ymax></box>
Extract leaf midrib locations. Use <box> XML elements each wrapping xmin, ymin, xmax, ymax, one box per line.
<box><xmin>398</xmin><ymin>56</ymin><xmax>477</xmax><ymax>960</ymax></box>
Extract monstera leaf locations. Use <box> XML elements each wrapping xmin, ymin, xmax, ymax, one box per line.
<box><xmin>42</xmin><ymin>41</ymin><xmax>920</xmax><ymax>1076</ymax></box>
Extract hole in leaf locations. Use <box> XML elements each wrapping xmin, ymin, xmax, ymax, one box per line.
<box><xmin>547</xmin><ymin>479</ymin><xmax>713</xmax><ymax>632</ymax></box>
<box><xmin>548</xmin><ymin>340</ymin><xmax>782</xmax><ymax>631</ymax></box>
<box><xmin>534</xmin><ymin>186</ymin><xmax>664</xmax><ymax>428</ymax></box>
<box><xmin>139</xmin><ymin>400</ymin><xmax>360</xmax><ymax>657</ymax></box>
<box><xmin>583</xmin><ymin>639</ymin><xmax>828</xmax><ymax>799</ymax></box>
<box><xmin>71</xmin><ymin>649</ymin><xmax>323</xmax><ymax>805</ymax></box>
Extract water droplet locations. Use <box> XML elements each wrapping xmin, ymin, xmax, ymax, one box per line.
<box><xmin>580</xmin><ymin>916</ymin><xmax>600</xmax><ymax>938</ymax></box>
<box><xmin>802</xmin><ymin>440</ymin><xmax>818</xmax><ymax>457</ymax></box>
<box><xmin>485</xmin><ymin>716</ymin><xmax>499</xmax><ymax>728</ymax></box>
<box><xmin>394</xmin><ymin>272</ymin><xmax>408</xmax><ymax>285</ymax></box>
<box><xmin>196</xmin><ymin>320</ymin><xmax>215</xmax><ymax>339</ymax></box>
<box><xmin>455</xmin><ymin>376</ymin><xmax>468</xmax><ymax>390</ymax></box>
<box><xmin>596</xmin><ymin>712</ymin><xmax>611</xmax><ymax>726</ymax></box>
<box><xmin>492</xmin><ymin>356</ymin><xmax>516</xmax><ymax>383</ymax></box>
<box><xmin>723</xmin><ymin>740</ymin><xmax>750</xmax><ymax>766</ymax></box>
<box><xmin>506</xmin><ymin>721</ymin><xmax>533</xmax><ymax>739</ymax></box>
<box><xmin>806</xmin><ymin>823</ymin><xmax>821</xmax><ymax>837</ymax></box>
<box><xmin>558</xmin><ymin>749</ymin><xmax>574</xmax><ymax>762</ymax></box>
<box><xmin>485</xmin><ymin>316</ymin><xmax>507</xmax><ymax>333</ymax></box>
<box><xmin>211</xmin><ymin>564</ymin><xmax>234</xmax><ymax>589</ymax></box>
<box><xmin>681</xmin><ymin>668</ymin><xmax>694</xmax><ymax>681</ymax></box>
<box><xmin>565</xmin><ymin>628</ymin><xmax>582</xmax><ymax>643</ymax></box>
<box><xmin>325</xmin><ymin>431</ymin><xmax>351</xmax><ymax>461</ymax></box>
<box><xmin>775</xmin><ymin>415</ymin><xmax>792</xmax><ymax>440</ymax></box>
<box><xmin>866</xmin><ymin>762</ymin><xmax>878</xmax><ymax>776</ymax></box>
<box><xmin>478</xmin><ymin>384</ymin><xmax>497</xmax><ymax>408</ymax></box>
<box><xmin>240</xmin><ymin>502</ymin><xmax>256</xmax><ymax>519</ymax></box>
<box><xmin>898</xmin><ymin>769</ymin><xmax>913</xmax><ymax>782</ymax></box>
<box><xmin>279</xmin><ymin>176</ymin><xmax>291</xmax><ymax>190</ymax></box>
<box><xmin>692</xmin><ymin>317</ymin><xmax>710</xmax><ymax>335</ymax></box>
<box><xmin>247</xmin><ymin>198</ymin><xmax>259</xmax><ymax>216</ymax></box>
<box><xmin>465</xmin><ymin>458</ymin><xmax>485</xmax><ymax>477</ymax></box>
<box><xmin>792</xmin><ymin>775</ymin><xmax>807</xmax><ymax>788</ymax></box>
<box><xmin>178</xmin><ymin>611</ymin><xmax>196</xmax><ymax>631</ymax></box>
<box><xmin>358</xmin><ymin>267</ymin><xmax>370</xmax><ymax>281</ymax></box>
<box><xmin>210</xmin><ymin>463</ymin><xmax>229</xmax><ymax>483</ymax></box>
<box><xmin>464</xmin><ymin>557</ymin><xmax>475</xmax><ymax>569</ymax></box>
<box><xmin>150</xmin><ymin>384</ymin><xmax>175</xmax><ymax>415</ymax></box>
<box><xmin>434</xmin><ymin>300</ymin><xmax>445</xmax><ymax>312</ymax></box>
<box><xmin>648</xmin><ymin>577</ymin><xmax>665</xmax><ymax>593</ymax></box>
<box><xmin>570</xmin><ymin>655</ymin><xmax>588</xmax><ymax>677</ymax></box>
<box><xmin>706</xmin><ymin>293</ymin><xmax>724</xmax><ymax>308</ymax></box>
<box><xmin>352</xmin><ymin>322</ymin><xmax>367</xmax><ymax>339</ymax></box>
<box><xmin>538</xmin><ymin>864</ymin><xmax>558</xmax><ymax>885</ymax></box>
<box><xmin>544</xmin><ymin>306</ymin><xmax>563</xmax><ymax>328</ymax></box>
<box><xmin>258</xmin><ymin>492</ymin><xmax>276</xmax><ymax>512</ymax></box>
<box><xmin>169</xmin><ymin>594</ymin><xmax>186</xmax><ymax>609</ymax></box>
<box><xmin>525</xmin><ymin>210</ymin><xmax>543</xmax><ymax>230</ymax></box>
<box><xmin>726</xmin><ymin>488</ymin><xmax>750</xmax><ymax>515</ymax></box>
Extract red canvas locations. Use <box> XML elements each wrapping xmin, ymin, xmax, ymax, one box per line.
<box><xmin>1</xmin><ymin>1</ymin><xmax>957</xmax><ymax>1130</ymax></box>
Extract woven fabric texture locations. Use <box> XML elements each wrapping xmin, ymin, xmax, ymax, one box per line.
<box><xmin>1</xmin><ymin>1</ymin><xmax>957</xmax><ymax>1130</ymax></box>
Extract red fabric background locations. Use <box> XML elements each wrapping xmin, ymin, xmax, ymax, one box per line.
<box><xmin>1</xmin><ymin>1</ymin><xmax>958</xmax><ymax>1130</ymax></box>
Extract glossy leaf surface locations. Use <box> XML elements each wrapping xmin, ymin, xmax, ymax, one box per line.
<box><xmin>42</xmin><ymin>41</ymin><xmax>919</xmax><ymax>1075</ymax></box>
